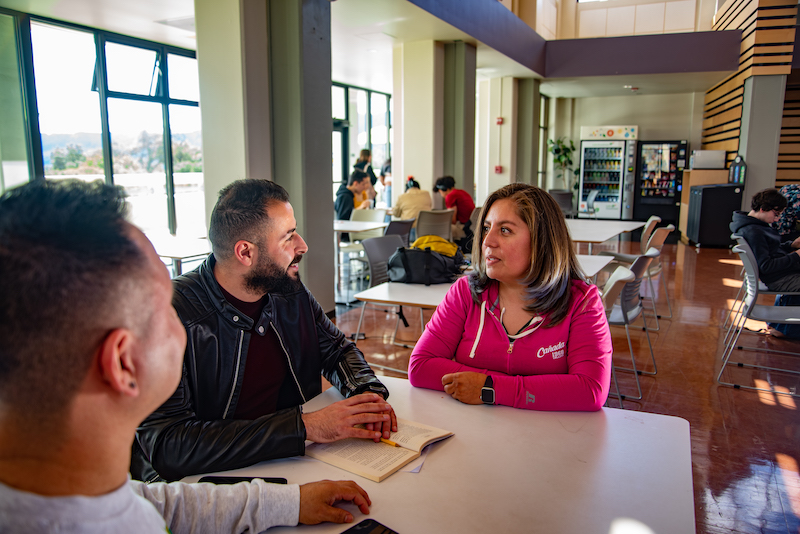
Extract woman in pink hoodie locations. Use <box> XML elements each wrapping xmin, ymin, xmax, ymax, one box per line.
<box><xmin>408</xmin><ymin>183</ymin><xmax>612</xmax><ymax>411</ymax></box>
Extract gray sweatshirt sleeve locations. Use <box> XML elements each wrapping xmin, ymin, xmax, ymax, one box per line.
<box><xmin>130</xmin><ymin>479</ymin><xmax>300</xmax><ymax>534</ymax></box>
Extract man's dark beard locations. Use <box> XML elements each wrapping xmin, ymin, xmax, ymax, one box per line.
<box><xmin>244</xmin><ymin>254</ymin><xmax>304</xmax><ymax>295</ymax></box>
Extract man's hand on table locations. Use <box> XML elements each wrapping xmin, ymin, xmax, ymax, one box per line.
<box><xmin>442</xmin><ymin>371</ymin><xmax>487</xmax><ymax>405</ymax></box>
<box><xmin>302</xmin><ymin>393</ymin><xmax>397</xmax><ymax>443</ymax></box>
<box><xmin>299</xmin><ymin>480</ymin><xmax>371</xmax><ymax>524</ymax></box>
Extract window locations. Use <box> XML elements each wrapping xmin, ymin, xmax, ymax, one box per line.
<box><xmin>6</xmin><ymin>11</ymin><xmax>204</xmax><ymax>238</ymax></box>
<box><xmin>0</xmin><ymin>13</ymin><xmax>31</xmax><ymax>194</ymax></box>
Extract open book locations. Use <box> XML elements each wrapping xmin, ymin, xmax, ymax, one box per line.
<box><xmin>305</xmin><ymin>418</ymin><xmax>453</xmax><ymax>482</ymax></box>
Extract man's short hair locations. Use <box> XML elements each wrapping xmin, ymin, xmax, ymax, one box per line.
<box><xmin>0</xmin><ymin>180</ymin><xmax>147</xmax><ymax>416</ymax></box>
<box><xmin>208</xmin><ymin>179</ymin><xmax>290</xmax><ymax>261</ymax></box>
<box><xmin>751</xmin><ymin>188</ymin><xmax>787</xmax><ymax>213</ymax></box>
<box><xmin>348</xmin><ymin>170</ymin><xmax>368</xmax><ymax>186</ymax></box>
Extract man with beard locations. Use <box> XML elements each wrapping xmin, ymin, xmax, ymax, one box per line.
<box><xmin>133</xmin><ymin>179</ymin><xmax>396</xmax><ymax>482</ymax></box>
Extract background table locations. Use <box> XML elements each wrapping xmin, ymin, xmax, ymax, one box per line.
<box><xmin>566</xmin><ymin>219</ymin><xmax>645</xmax><ymax>253</ymax></box>
<box><xmin>185</xmin><ymin>376</ymin><xmax>696</xmax><ymax>534</ymax></box>
<box><xmin>149</xmin><ymin>235</ymin><xmax>211</xmax><ymax>276</ymax></box>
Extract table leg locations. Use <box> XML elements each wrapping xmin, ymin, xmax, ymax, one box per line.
<box><xmin>172</xmin><ymin>258</ymin><xmax>182</xmax><ymax>277</ymax></box>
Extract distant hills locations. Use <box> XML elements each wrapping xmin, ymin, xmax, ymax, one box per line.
<box><xmin>41</xmin><ymin>131</ymin><xmax>202</xmax><ymax>166</ymax></box>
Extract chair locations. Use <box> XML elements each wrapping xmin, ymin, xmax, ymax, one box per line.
<box><xmin>601</xmin><ymin>265</ymin><xmax>636</xmax><ymax>409</ymax></box>
<box><xmin>548</xmin><ymin>189</ymin><xmax>576</xmax><ymax>218</ymax></box>
<box><xmin>384</xmin><ymin>219</ymin><xmax>414</xmax><ymax>247</ymax></box>
<box><xmin>717</xmin><ymin>242</ymin><xmax>800</xmax><ymax>397</ymax></box>
<box><xmin>469</xmin><ymin>206</ymin><xmax>482</xmax><ymax>229</ymax></box>
<box><xmin>352</xmin><ymin>235</ymin><xmax>423</xmax><ymax>358</ymax></box>
<box><xmin>599</xmin><ymin>222</ymin><xmax>675</xmax><ymax>328</ymax></box>
<box><xmin>416</xmin><ymin>209</ymin><xmax>453</xmax><ymax>242</ymax></box>
<box><xmin>340</xmin><ymin>209</ymin><xmax>388</xmax><ymax>281</ymax></box>
<box><xmin>578</xmin><ymin>189</ymin><xmax>599</xmax><ymax>219</ymax></box>
<box><xmin>604</xmin><ymin>248</ymin><xmax>659</xmax><ymax>401</ymax></box>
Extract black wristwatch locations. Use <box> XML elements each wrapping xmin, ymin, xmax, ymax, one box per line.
<box><xmin>480</xmin><ymin>375</ymin><xmax>495</xmax><ymax>405</ymax></box>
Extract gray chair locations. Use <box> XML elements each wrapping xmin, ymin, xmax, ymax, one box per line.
<box><xmin>578</xmin><ymin>189</ymin><xmax>599</xmax><ymax>219</ymax></box>
<box><xmin>548</xmin><ymin>189</ymin><xmax>576</xmax><ymax>218</ymax></box>
<box><xmin>718</xmin><ymin>242</ymin><xmax>800</xmax><ymax>397</ymax></box>
<box><xmin>416</xmin><ymin>209</ymin><xmax>453</xmax><ymax>242</ymax></box>
<box><xmin>600</xmin><ymin>223</ymin><xmax>676</xmax><ymax>329</ymax></box>
<box><xmin>605</xmin><ymin>248</ymin><xmax>659</xmax><ymax>401</ymax></box>
<box><xmin>384</xmin><ymin>219</ymin><xmax>414</xmax><ymax>247</ymax></box>
<box><xmin>601</xmin><ymin>265</ymin><xmax>636</xmax><ymax>409</ymax></box>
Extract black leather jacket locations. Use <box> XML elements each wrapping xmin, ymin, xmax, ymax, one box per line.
<box><xmin>133</xmin><ymin>255</ymin><xmax>388</xmax><ymax>482</ymax></box>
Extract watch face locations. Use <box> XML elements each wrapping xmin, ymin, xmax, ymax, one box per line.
<box><xmin>481</xmin><ymin>387</ymin><xmax>495</xmax><ymax>405</ymax></box>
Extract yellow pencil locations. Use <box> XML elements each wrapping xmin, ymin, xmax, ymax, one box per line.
<box><xmin>380</xmin><ymin>438</ymin><xmax>398</xmax><ymax>447</ymax></box>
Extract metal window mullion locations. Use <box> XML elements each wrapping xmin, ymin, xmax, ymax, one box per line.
<box><xmin>95</xmin><ymin>34</ymin><xmax>113</xmax><ymax>185</ymax></box>
<box><xmin>15</xmin><ymin>14</ymin><xmax>44</xmax><ymax>182</ymax></box>
<box><xmin>161</xmin><ymin>48</ymin><xmax>177</xmax><ymax>235</ymax></box>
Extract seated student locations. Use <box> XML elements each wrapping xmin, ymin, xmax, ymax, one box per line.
<box><xmin>730</xmin><ymin>188</ymin><xmax>800</xmax><ymax>337</ymax></box>
<box><xmin>0</xmin><ymin>180</ymin><xmax>373</xmax><ymax>532</ymax></box>
<box><xmin>393</xmin><ymin>177</ymin><xmax>432</xmax><ymax>241</ymax></box>
<box><xmin>353</xmin><ymin>149</ymin><xmax>377</xmax><ymax>207</ymax></box>
<box><xmin>335</xmin><ymin>170</ymin><xmax>372</xmax><ymax>242</ymax></box>
<box><xmin>730</xmin><ymin>188</ymin><xmax>800</xmax><ymax>292</ymax></box>
<box><xmin>434</xmin><ymin>175</ymin><xmax>475</xmax><ymax>251</ymax></box>
<box><xmin>775</xmin><ymin>184</ymin><xmax>800</xmax><ymax>242</ymax></box>
<box><xmin>134</xmin><ymin>179</ymin><xmax>395</xmax><ymax>483</ymax></box>
<box><xmin>408</xmin><ymin>183</ymin><xmax>612</xmax><ymax>411</ymax></box>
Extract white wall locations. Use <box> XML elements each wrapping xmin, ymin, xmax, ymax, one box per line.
<box><xmin>475</xmin><ymin>77</ymin><xmax>518</xmax><ymax>205</ymax></box>
<box><xmin>577</xmin><ymin>0</ymin><xmax>697</xmax><ymax>38</ymax></box>
<box><xmin>573</xmin><ymin>93</ymin><xmax>698</xmax><ymax>143</ymax></box>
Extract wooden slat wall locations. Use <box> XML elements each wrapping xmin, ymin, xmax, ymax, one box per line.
<box><xmin>777</xmin><ymin>69</ymin><xmax>800</xmax><ymax>187</ymax></box>
<box><xmin>703</xmin><ymin>0</ymin><xmax>797</xmax><ymax>169</ymax></box>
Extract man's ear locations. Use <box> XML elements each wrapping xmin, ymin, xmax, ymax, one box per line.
<box><xmin>233</xmin><ymin>240</ymin><xmax>256</xmax><ymax>267</ymax></box>
<box><xmin>98</xmin><ymin>328</ymin><xmax>139</xmax><ymax>397</ymax></box>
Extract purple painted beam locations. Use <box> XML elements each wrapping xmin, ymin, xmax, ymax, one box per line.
<box><xmin>545</xmin><ymin>31</ymin><xmax>742</xmax><ymax>78</ymax></box>
<box><xmin>408</xmin><ymin>0</ymin><xmax>547</xmax><ymax>75</ymax></box>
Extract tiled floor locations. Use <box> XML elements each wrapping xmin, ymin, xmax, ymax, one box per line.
<box><xmin>333</xmin><ymin>240</ymin><xmax>800</xmax><ymax>534</ymax></box>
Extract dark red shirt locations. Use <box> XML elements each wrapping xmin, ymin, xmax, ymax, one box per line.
<box><xmin>445</xmin><ymin>188</ymin><xmax>475</xmax><ymax>224</ymax></box>
<box><xmin>219</xmin><ymin>286</ymin><xmax>289</xmax><ymax>420</ymax></box>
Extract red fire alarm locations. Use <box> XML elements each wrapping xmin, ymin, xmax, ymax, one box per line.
<box><xmin>496</xmin><ymin>117</ymin><xmax>504</xmax><ymax>125</ymax></box>
<box><xmin>494</xmin><ymin>165</ymin><xmax>503</xmax><ymax>174</ymax></box>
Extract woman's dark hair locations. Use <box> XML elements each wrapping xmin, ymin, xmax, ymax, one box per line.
<box><xmin>469</xmin><ymin>183</ymin><xmax>586</xmax><ymax>327</ymax></box>
<box><xmin>751</xmin><ymin>188</ymin><xmax>787</xmax><ymax>213</ymax></box>
<box><xmin>358</xmin><ymin>149</ymin><xmax>371</xmax><ymax>162</ymax></box>
<box><xmin>435</xmin><ymin>176</ymin><xmax>456</xmax><ymax>191</ymax></box>
<box><xmin>406</xmin><ymin>178</ymin><xmax>420</xmax><ymax>191</ymax></box>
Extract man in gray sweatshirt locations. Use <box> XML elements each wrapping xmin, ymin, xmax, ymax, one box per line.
<box><xmin>0</xmin><ymin>180</ymin><xmax>372</xmax><ymax>533</ymax></box>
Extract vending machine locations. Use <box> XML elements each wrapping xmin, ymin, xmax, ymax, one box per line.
<box><xmin>633</xmin><ymin>140</ymin><xmax>688</xmax><ymax>230</ymax></box>
<box><xmin>577</xmin><ymin>126</ymin><xmax>638</xmax><ymax>219</ymax></box>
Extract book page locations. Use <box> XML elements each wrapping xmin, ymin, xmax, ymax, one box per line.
<box><xmin>391</xmin><ymin>418</ymin><xmax>453</xmax><ymax>453</ymax></box>
<box><xmin>306</xmin><ymin>439</ymin><xmax>419</xmax><ymax>482</ymax></box>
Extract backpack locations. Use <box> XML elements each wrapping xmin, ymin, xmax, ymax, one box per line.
<box><xmin>387</xmin><ymin>246</ymin><xmax>461</xmax><ymax>285</ymax></box>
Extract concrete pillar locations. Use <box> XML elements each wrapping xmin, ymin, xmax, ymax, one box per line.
<box><xmin>194</xmin><ymin>0</ymin><xmax>335</xmax><ymax>312</ymax></box>
<box><xmin>476</xmin><ymin>77</ymin><xmax>518</xmax><ymax>205</ymax></box>
<box><xmin>443</xmin><ymin>42</ymin><xmax>477</xmax><ymax>198</ymax></box>
<box><xmin>516</xmin><ymin>78</ymin><xmax>542</xmax><ymax>187</ymax></box>
<box><xmin>738</xmin><ymin>75</ymin><xmax>786</xmax><ymax>208</ymax></box>
<box><xmin>392</xmin><ymin>41</ymin><xmax>444</xmax><ymax>202</ymax></box>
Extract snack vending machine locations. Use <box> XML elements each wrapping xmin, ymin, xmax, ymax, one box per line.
<box><xmin>578</xmin><ymin>126</ymin><xmax>638</xmax><ymax>219</ymax></box>
<box><xmin>633</xmin><ymin>140</ymin><xmax>688</xmax><ymax>230</ymax></box>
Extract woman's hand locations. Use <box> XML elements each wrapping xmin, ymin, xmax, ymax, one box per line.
<box><xmin>442</xmin><ymin>372</ymin><xmax>487</xmax><ymax>405</ymax></box>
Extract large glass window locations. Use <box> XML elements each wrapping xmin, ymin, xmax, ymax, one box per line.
<box><xmin>30</xmin><ymin>22</ymin><xmax>104</xmax><ymax>182</ymax></box>
<box><xmin>0</xmin><ymin>14</ymin><xmax>30</xmax><ymax>194</ymax></box>
<box><xmin>9</xmin><ymin>14</ymin><xmax>204</xmax><ymax>237</ymax></box>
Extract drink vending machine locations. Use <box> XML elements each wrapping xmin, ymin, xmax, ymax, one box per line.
<box><xmin>577</xmin><ymin>126</ymin><xmax>638</xmax><ymax>219</ymax></box>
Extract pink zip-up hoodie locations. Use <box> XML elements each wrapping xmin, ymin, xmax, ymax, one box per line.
<box><xmin>409</xmin><ymin>276</ymin><xmax>612</xmax><ymax>411</ymax></box>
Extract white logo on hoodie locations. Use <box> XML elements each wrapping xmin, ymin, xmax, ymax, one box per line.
<box><xmin>537</xmin><ymin>341</ymin><xmax>566</xmax><ymax>360</ymax></box>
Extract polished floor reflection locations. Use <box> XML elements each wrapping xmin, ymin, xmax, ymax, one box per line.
<box><xmin>333</xmin><ymin>240</ymin><xmax>800</xmax><ymax>534</ymax></box>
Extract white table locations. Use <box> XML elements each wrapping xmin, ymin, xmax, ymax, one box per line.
<box><xmin>186</xmin><ymin>377</ymin><xmax>696</xmax><ymax>534</ymax></box>
<box><xmin>566</xmin><ymin>219</ymin><xmax>645</xmax><ymax>253</ymax></box>
<box><xmin>577</xmin><ymin>253</ymin><xmax>614</xmax><ymax>278</ymax></box>
<box><xmin>149</xmin><ymin>235</ymin><xmax>211</xmax><ymax>276</ymax></box>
